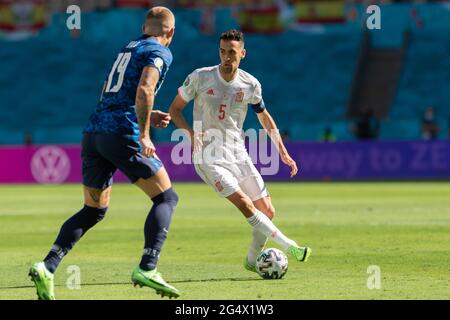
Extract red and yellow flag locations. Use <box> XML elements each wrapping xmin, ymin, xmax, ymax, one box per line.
<box><xmin>0</xmin><ymin>0</ymin><xmax>47</xmax><ymax>33</ymax></box>
<box><xmin>296</xmin><ymin>0</ymin><xmax>345</xmax><ymax>23</ymax></box>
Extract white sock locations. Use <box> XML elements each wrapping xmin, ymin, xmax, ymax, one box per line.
<box><xmin>246</xmin><ymin>210</ymin><xmax>297</xmax><ymax>252</ymax></box>
<box><xmin>247</xmin><ymin>228</ymin><xmax>268</xmax><ymax>265</ymax></box>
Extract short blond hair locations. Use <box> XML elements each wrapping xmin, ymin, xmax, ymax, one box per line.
<box><xmin>144</xmin><ymin>6</ymin><xmax>175</xmax><ymax>37</ymax></box>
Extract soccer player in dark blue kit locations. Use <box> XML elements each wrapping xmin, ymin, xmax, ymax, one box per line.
<box><xmin>29</xmin><ymin>7</ymin><xmax>180</xmax><ymax>299</ymax></box>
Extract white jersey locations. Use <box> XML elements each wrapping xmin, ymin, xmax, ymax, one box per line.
<box><xmin>178</xmin><ymin>65</ymin><xmax>263</xmax><ymax>164</ymax></box>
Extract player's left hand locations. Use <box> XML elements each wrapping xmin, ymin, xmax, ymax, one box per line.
<box><xmin>150</xmin><ymin>110</ymin><xmax>171</xmax><ymax>128</ymax></box>
<box><xmin>280</xmin><ymin>153</ymin><xmax>298</xmax><ymax>177</ymax></box>
<box><xmin>139</xmin><ymin>134</ymin><xmax>156</xmax><ymax>158</ymax></box>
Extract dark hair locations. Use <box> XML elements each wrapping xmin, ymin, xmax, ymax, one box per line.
<box><xmin>220</xmin><ymin>29</ymin><xmax>245</xmax><ymax>44</ymax></box>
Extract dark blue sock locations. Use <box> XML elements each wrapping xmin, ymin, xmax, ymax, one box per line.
<box><xmin>43</xmin><ymin>205</ymin><xmax>107</xmax><ymax>273</ymax></box>
<box><xmin>139</xmin><ymin>188</ymin><xmax>178</xmax><ymax>271</ymax></box>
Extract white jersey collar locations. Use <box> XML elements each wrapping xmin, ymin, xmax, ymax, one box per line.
<box><xmin>216</xmin><ymin>65</ymin><xmax>240</xmax><ymax>86</ymax></box>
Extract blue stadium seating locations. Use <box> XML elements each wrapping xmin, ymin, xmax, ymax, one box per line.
<box><xmin>381</xmin><ymin>4</ymin><xmax>450</xmax><ymax>139</ymax></box>
<box><xmin>0</xmin><ymin>4</ymin><xmax>448</xmax><ymax>144</ymax></box>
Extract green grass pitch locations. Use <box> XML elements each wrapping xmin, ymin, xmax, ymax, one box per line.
<box><xmin>0</xmin><ymin>182</ymin><xmax>449</xmax><ymax>300</ymax></box>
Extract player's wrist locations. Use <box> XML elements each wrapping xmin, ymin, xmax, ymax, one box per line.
<box><xmin>280</xmin><ymin>150</ymin><xmax>290</xmax><ymax>159</ymax></box>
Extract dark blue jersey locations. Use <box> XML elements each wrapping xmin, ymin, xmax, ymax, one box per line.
<box><xmin>84</xmin><ymin>35</ymin><xmax>172</xmax><ymax>139</ymax></box>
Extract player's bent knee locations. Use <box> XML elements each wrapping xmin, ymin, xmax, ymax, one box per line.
<box><xmin>136</xmin><ymin>168</ymin><xmax>173</xmax><ymax>199</ymax></box>
<box><xmin>84</xmin><ymin>186</ymin><xmax>111</xmax><ymax>208</ymax></box>
<box><xmin>152</xmin><ymin>187</ymin><xmax>179</xmax><ymax>209</ymax></box>
<box><xmin>269</xmin><ymin>205</ymin><xmax>276</xmax><ymax>218</ymax></box>
<box><xmin>264</xmin><ymin>206</ymin><xmax>276</xmax><ymax>220</ymax></box>
<box><xmin>82</xmin><ymin>205</ymin><xmax>108</xmax><ymax>223</ymax></box>
<box><xmin>254</xmin><ymin>197</ymin><xmax>275</xmax><ymax>220</ymax></box>
<box><xmin>236</xmin><ymin>199</ymin><xmax>256</xmax><ymax>217</ymax></box>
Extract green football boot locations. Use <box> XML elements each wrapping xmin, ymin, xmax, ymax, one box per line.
<box><xmin>131</xmin><ymin>266</ymin><xmax>180</xmax><ymax>299</ymax></box>
<box><xmin>243</xmin><ymin>257</ymin><xmax>257</xmax><ymax>273</ymax></box>
<box><xmin>287</xmin><ymin>246</ymin><xmax>312</xmax><ymax>262</ymax></box>
<box><xmin>28</xmin><ymin>262</ymin><xmax>55</xmax><ymax>300</ymax></box>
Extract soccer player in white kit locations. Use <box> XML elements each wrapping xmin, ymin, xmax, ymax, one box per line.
<box><xmin>169</xmin><ymin>30</ymin><xmax>311</xmax><ymax>272</ymax></box>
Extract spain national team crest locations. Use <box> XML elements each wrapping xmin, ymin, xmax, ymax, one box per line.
<box><xmin>235</xmin><ymin>90</ymin><xmax>244</xmax><ymax>103</ymax></box>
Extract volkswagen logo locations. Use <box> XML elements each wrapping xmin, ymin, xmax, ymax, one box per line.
<box><xmin>31</xmin><ymin>146</ymin><xmax>71</xmax><ymax>184</ymax></box>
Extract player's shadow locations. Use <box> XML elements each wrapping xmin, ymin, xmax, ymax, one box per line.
<box><xmin>1</xmin><ymin>277</ymin><xmax>261</xmax><ymax>290</ymax></box>
<box><xmin>173</xmin><ymin>276</ymin><xmax>261</xmax><ymax>284</ymax></box>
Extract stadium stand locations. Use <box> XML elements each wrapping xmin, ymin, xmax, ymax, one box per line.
<box><xmin>0</xmin><ymin>3</ymin><xmax>449</xmax><ymax>144</ymax></box>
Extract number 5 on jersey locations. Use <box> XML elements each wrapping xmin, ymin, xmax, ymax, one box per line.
<box><xmin>219</xmin><ymin>104</ymin><xmax>227</xmax><ymax>120</ymax></box>
<box><xmin>105</xmin><ymin>52</ymin><xmax>132</xmax><ymax>93</ymax></box>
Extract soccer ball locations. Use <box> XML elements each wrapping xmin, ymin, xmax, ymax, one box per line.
<box><xmin>256</xmin><ymin>248</ymin><xmax>288</xmax><ymax>279</ymax></box>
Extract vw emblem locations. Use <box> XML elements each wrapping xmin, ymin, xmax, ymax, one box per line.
<box><xmin>31</xmin><ymin>146</ymin><xmax>71</xmax><ymax>184</ymax></box>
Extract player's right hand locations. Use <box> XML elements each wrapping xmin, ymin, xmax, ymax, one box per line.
<box><xmin>139</xmin><ymin>134</ymin><xmax>156</xmax><ymax>158</ymax></box>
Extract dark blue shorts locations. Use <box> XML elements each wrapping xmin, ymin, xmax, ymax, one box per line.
<box><xmin>81</xmin><ymin>133</ymin><xmax>163</xmax><ymax>189</ymax></box>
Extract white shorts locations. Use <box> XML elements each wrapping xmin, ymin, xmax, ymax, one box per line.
<box><xmin>194</xmin><ymin>157</ymin><xmax>269</xmax><ymax>201</ymax></box>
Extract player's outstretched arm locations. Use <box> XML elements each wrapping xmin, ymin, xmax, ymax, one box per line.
<box><xmin>136</xmin><ymin>66</ymin><xmax>160</xmax><ymax>157</ymax></box>
<box><xmin>168</xmin><ymin>94</ymin><xmax>195</xmax><ymax>143</ymax></box>
<box><xmin>257</xmin><ymin>109</ymin><xmax>298</xmax><ymax>177</ymax></box>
